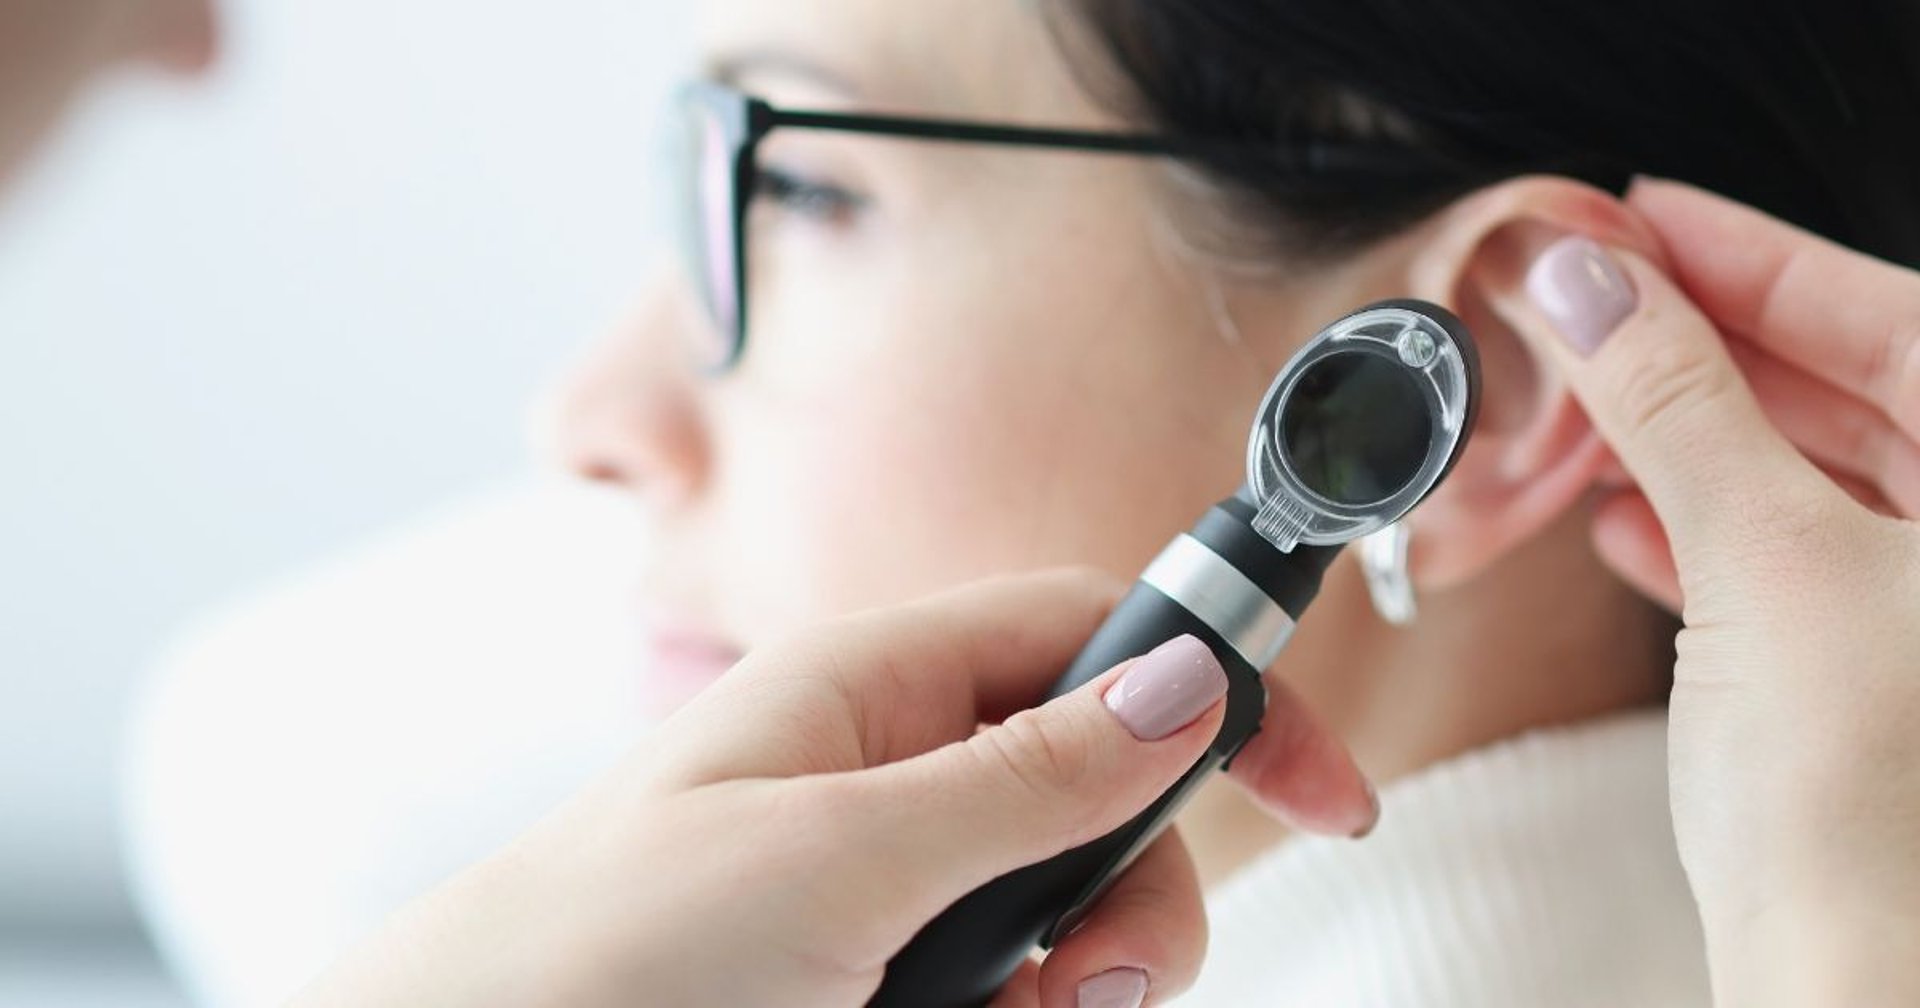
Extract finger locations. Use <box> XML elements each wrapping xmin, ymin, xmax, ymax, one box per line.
<box><xmin>1729</xmin><ymin>339</ymin><xmax>1920</xmax><ymax>516</ymax></box>
<box><xmin>1037</xmin><ymin>830</ymin><xmax>1204</xmax><ymax>1008</ymax></box>
<box><xmin>1590</xmin><ymin>471</ymin><xmax>1893</xmax><ymax>616</ymax></box>
<box><xmin>1520</xmin><ymin>235</ymin><xmax>1828</xmax><ymax>576</ymax></box>
<box><xmin>1813</xmin><ymin>463</ymin><xmax>1900</xmax><ymax>520</ymax></box>
<box><xmin>1628</xmin><ymin>177</ymin><xmax>1920</xmax><ymax>444</ymax></box>
<box><xmin>1224</xmin><ymin>671</ymin><xmax>1378</xmax><ymax>838</ymax></box>
<box><xmin>1590</xmin><ymin>489</ymin><xmax>1683</xmax><ymax>613</ymax></box>
<box><xmin>837</xmin><ymin>636</ymin><xmax>1228</xmax><ymax>927</ymax></box>
<box><xmin>659</xmin><ymin>568</ymin><xmax>1124</xmax><ymax>783</ymax></box>
<box><xmin>986</xmin><ymin>960</ymin><xmax>1042</xmax><ymax>1008</ymax></box>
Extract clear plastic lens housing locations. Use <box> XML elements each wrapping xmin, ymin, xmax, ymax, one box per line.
<box><xmin>1245</xmin><ymin>304</ymin><xmax>1474</xmax><ymax>551</ymax></box>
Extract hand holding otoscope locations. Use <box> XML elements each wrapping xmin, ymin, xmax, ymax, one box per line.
<box><xmin>280</xmin><ymin>199</ymin><xmax>1920</xmax><ymax>1008</ymax></box>
<box><xmin>871</xmin><ymin>299</ymin><xmax>1480</xmax><ymax>1005</ymax></box>
<box><xmin>288</xmin><ymin>301</ymin><xmax>1478</xmax><ymax>1008</ymax></box>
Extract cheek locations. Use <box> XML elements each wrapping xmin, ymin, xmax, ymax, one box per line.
<box><xmin>707</xmin><ymin>220</ymin><xmax>1254</xmax><ymax>640</ymax></box>
<box><xmin>710</xmin><ymin>338</ymin><xmax>1086</xmax><ymax>633</ymax></box>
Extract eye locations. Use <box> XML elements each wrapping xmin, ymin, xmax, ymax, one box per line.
<box><xmin>751</xmin><ymin>166</ymin><xmax>868</xmax><ymax>226</ymax></box>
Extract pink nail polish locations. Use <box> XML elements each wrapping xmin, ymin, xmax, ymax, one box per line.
<box><xmin>1078</xmin><ymin>966</ymin><xmax>1149</xmax><ymax>1008</ymax></box>
<box><xmin>1526</xmin><ymin>236</ymin><xmax>1638</xmax><ymax>356</ymax></box>
<box><xmin>1103</xmin><ymin>635</ymin><xmax>1228</xmax><ymax>741</ymax></box>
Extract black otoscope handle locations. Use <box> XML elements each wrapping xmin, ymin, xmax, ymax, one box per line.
<box><xmin>868</xmin><ymin>497</ymin><xmax>1339</xmax><ymax>1008</ymax></box>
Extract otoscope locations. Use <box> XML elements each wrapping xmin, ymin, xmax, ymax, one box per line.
<box><xmin>868</xmin><ymin>299</ymin><xmax>1481</xmax><ymax>1007</ymax></box>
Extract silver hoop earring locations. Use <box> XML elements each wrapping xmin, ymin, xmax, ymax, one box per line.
<box><xmin>1360</xmin><ymin>523</ymin><xmax>1418</xmax><ymax>626</ymax></box>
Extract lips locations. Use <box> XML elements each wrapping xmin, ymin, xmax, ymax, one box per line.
<box><xmin>645</xmin><ymin>628</ymin><xmax>743</xmax><ymax>683</ymax></box>
<box><xmin>638</xmin><ymin>615</ymin><xmax>744</xmax><ymax>716</ymax></box>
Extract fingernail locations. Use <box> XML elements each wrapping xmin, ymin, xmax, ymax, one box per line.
<box><xmin>1078</xmin><ymin>966</ymin><xmax>1149</xmax><ymax>1008</ymax></box>
<box><xmin>1525</xmin><ymin>235</ymin><xmax>1638</xmax><ymax>356</ymax></box>
<box><xmin>1103</xmin><ymin>635</ymin><xmax>1228</xmax><ymax>741</ymax></box>
<box><xmin>1352</xmin><ymin>778</ymin><xmax>1382</xmax><ymax>839</ymax></box>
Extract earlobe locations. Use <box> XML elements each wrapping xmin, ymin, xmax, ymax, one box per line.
<box><xmin>1390</xmin><ymin>177</ymin><xmax>1658</xmax><ymax>590</ymax></box>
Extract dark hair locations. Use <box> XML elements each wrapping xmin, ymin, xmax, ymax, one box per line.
<box><xmin>1051</xmin><ymin>0</ymin><xmax>1920</xmax><ymax>267</ymax></box>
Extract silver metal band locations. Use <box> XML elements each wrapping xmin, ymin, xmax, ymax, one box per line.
<box><xmin>1140</xmin><ymin>534</ymin><xmax>1296</xmax><ymax>670</ymax></box>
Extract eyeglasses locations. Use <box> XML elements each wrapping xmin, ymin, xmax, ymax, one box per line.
<box><xmin>668</xmin><ymin>80</ymin><xmax>1427</xmax><ymax>373</ymax></box>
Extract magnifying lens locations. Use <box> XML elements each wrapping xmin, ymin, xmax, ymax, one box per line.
<box><xmin>869</xmin><ymin>299</ymin><xmax>1480</xmax><ymax>1007</ymax></box>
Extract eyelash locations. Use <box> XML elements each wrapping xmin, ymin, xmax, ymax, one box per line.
<box><xmin>751</xmin><ymin>166</ymin><xmax>867</xmax><ymax>225</ymax></box>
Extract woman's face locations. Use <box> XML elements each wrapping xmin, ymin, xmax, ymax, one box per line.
<box><xmin>552</xmin><ymin>0</ymin><xmax>1349</xmax><ymax>714</ymax></box>
<box><xmin>0</xmin><ymin>0</ymin><xmax>215</xmax><ymax>186</ymax></box>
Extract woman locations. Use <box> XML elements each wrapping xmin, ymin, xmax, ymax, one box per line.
<box><xmin>534</xmin><ymin>0</ymin><xmax>1915</xmax><ymax>1002</ymax></box>
<box><xmin>6</xmin><ymin>0</ymin><xmax>1910</xmax><ymax>1005</ymax></box>
<box><xmin>290</xmin><ymin>184</ymin><xmax>1920</xmax><ymax>1008</ymax></box>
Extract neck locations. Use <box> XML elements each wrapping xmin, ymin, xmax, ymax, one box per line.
<box><xmin>1182</xmin><ymin>508</ymin><xmax>1674</xmax><ymax>887</ymax></box>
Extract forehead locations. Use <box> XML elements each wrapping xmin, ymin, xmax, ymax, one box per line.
<box><xmin>695</xmin><ymin>0</ymin><xmax>1111</xmax><ymax>125</ymax></box>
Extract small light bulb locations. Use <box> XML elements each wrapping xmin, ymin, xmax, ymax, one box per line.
<box><xmin>1396</xmin><ymin>326</ymin><xmax>1438</xmax><ymax>368</ymax></box>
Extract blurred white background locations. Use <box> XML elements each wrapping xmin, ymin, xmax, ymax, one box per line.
<box><xmin>0</xmin><ymin>0</ymin><xmax>690</xmax><ymax>1001</ymax></box>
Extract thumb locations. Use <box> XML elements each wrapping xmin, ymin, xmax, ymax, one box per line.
<box><xmin>840</xmin><ymin>635</ymin><xmax>1227</xmax><ymax>922</ymax></box>
<box><xmin>1520</xmin><ymin>234</ymin><xmax>1826</xmax><ymax>580</ymax></box>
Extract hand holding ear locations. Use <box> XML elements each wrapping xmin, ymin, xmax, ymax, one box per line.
<box><xmin>1516</xmin><ymin>180</ymin><xmax>1920</xmax><ymax>1006</ymax></box>
<box><xmin>284</xmin><ymin>570</ymin><xmax>1375</xmax><ymax>1008</ymax></box>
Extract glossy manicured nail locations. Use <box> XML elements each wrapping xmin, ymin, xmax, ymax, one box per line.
<box><xmin>1078</xmin><ymin>966</ymin><xmax>1149</xmax><ymax>1008</ymax></box>
<box><xmin>1103</xmin><ymin>635</ymin><xmax>1228</xmax><ymax>741</ymax></box>
<box><xmin>1525</xmin><ymin>235</ymin><xmax>1638</xmax><ymax>356</ymax></box>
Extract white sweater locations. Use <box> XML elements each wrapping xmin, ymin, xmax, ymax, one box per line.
<box><xmin>1172</xmin><ymin>710</ymin><xmax>1711</xmax><ymax>1006</ymax></box>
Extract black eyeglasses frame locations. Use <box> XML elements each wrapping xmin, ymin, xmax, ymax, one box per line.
<box><xmin>675</xmin><ymin>79</ymin><xmax>1442</xmax><ymax>372</ymax></box>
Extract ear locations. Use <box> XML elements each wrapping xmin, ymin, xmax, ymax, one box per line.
<box><xmin>1384</xmin><ymin>176</ymin><xmax>1665</xmax><ymax>590</ymax></box>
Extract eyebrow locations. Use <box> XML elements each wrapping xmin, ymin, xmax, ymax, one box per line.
<box><xmin>709</xmin><ymin>49</ymin><xmax>863</xmax><ymax>99</ymax></box>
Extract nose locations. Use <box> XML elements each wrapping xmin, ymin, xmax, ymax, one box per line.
<box><xmin>542</xmin><ymin>272</ymin><xmax>712</xmax><ymax>512</ymax></box>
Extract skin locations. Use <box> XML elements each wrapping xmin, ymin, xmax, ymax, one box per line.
<box><xmin>546</xmin><ymin>0</ymin><xmax>1672</xmax><ymax>887</ymax></box>
<box><xmin>1512</xmin><ymin>185</ymin><xmax>1920</xmax><ymax>1007</ymax></box>
<box><xmin>3</xmin><ymin>0</ymin><xmax>1916</xmax><ymax>1003</ymax></box>
<box><xmin>0</xmin><ymin>0</ymin><xmax>215</xmax><ymax>189</ymax></box>
<box><xmin>294</xmin><ymin>181</ymin><xmax>1920</xmax><ymax>1008</ymax></box>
